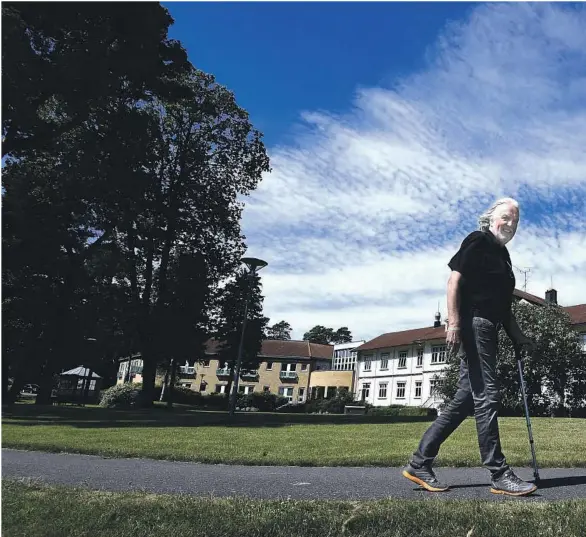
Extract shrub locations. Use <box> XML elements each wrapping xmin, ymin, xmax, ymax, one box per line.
<box><xmin>367</xmin><ymin>405</ymin><xmax>437</xmax><ymax>418</ymax></box>
<box><xmin>305</xmin><ymin>388</ymin><xmax>358</xmax><ymax>414</ymax></box>
<box><xmin>99</xmin><ymin>383</ymin><xmax>141</xmax><ymax>409</ymax></box>
<box><xmin>238</xmin><ymin>391</ymin><xmax>288</xmax><ymax>412</ymax></box>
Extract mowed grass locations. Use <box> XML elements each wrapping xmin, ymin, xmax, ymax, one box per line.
<box><xmin>3</xmin><ymin>404</ymin><xmax>585</xmax><ymax>467</ymax></box>
<box><xmin>4</xmin><ymin>479</ymin><xmax>586</xmax><ymax>537</ymax></box>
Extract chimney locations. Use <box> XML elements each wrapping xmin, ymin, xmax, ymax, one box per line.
<box><xmin>434</xmin><ymin>311</ymin><xmax>442</xmax><ymax>328</ymax></box>
<box><xmin>545</xmin><ymin>288</ymin><xmax>558</xmax><ymax>305</ymax></box>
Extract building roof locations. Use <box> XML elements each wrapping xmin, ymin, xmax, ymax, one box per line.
<box><xmin>355</xmin><ymin>326</ymin><xmax>446</xmax><ymax>353</ymax></box>
<box><xmin>356</xmin><ymin>302</ymin><xmax>586</xmax><ymax>353</ymax></box>
<box><xmin>564</xmin><ymin>304</ymin><xmax>586</xmax><ymax>326</ymax></box>
<box><xmin>61</xmin><ymin>366</ymin><xmax>101</xmax><ymax>378</ymax></box>
<box><xmin>204</xmin><ymin>338</ymin><xmax>333</xmax><ymax>360</ymax></box>
<box><xmin>513</xmin><ymin>289</ymin><xmax>547</xmax><ymax>305</ymax></box>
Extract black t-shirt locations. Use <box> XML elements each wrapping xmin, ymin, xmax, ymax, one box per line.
<box><xmin>448</xmin><ymin>230</ymin><xmax>515</xmax><ymax>323</ymax></box>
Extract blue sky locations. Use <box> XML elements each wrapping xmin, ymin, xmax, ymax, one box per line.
<box><xmin>165</xmin><ymin>2</ymin><xmax>586</xmax><ymax>341</ymax></box>
<box><xmin>164</xmin><ymin>2</ymin><xmax>476</xmax><ymax>146</ymax></box>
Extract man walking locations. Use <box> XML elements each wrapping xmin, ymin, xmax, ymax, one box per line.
<box><xmin>402</xmin><ymin>197</ymin><xmax>537</xmax><ymax>496</ymax></box>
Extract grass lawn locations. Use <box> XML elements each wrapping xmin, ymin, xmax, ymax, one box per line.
<box><xmin>2</xmin><ymin>404</ymin><xmax>585</xmax><ymax>467</ymax></box>
<box><xmin>4</xmin><ymin>479</ymin><xmax>586</xmax><ymax>537</ymax></box>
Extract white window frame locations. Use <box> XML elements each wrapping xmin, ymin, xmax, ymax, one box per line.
<box><xmin>431</xmin><ymin>345</ymin><xmax>447</xmax><ymax>364</ymax></box>
<box><xmin>363</xmin><ymin>356</ymin><xmax>372</xmax><ymax>371</ymax></box>
<box><xmin>398</xmin><ymin>351</ymin><xmax>407</xmax><ymax>369</ymax></box>
<box><xmin>301</xmin><ymin>363</ymin><xmax>308</xmax><ymax>372</ymax></box>
<box><xmin>396</xmin><ymin>381</ymin><xmax>406</xmax><ymax>399</ymax></box>
<box><xmin>361</xmin><ymin>382</ymin><xmax>371</xmax><ymax>399</ymax></box>
<box><xmin>414</xmin><ymin>381</ymin><xmax>422</xmax><ymax>398</ymax></box>
<box><xmin>380</xmin><ymin>353</ymin><xmax>389</xmax><ymax>370</ymax></box>
<box><xmin>378</xmin><ymin>382</ymin><xmax>388</xmax><ymax>399</ymax></box>
<box><xmin>416</xmin><ymin>348</ymin><xmax>423</xmax><ymax>367</ymax></box>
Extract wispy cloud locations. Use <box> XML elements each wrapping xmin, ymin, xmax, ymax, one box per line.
<box><xmin>242</xmin><ymin>3</ymin><xmax>586</xmax><ymax>341</ymax></box>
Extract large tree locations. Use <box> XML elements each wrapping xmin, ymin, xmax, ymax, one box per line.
<box><xmin>303</xmin><ymin>325</ymin><xmax>353</xmax><ymax>345</ymax></box>
<box><xmin>437</xmin><ymin>301</ymin><xmax>586</xmax><ymax>416</ymax></box>
<box><xmin>216</xmin><ymin>268</ymin><xmax>269</xmax><ymax>396</ymax></box>
<box><xmin>265</xmin><ymin>321</ymin><xmax>292</xmax><ymax>341</ymax></box>
<box><xmin>2</xmin><ymin>2</ymin><xmax>190</xmax><ymax>157</ymax></box>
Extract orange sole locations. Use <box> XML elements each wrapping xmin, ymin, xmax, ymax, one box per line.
<box><xmin>402</xmin><ymin>470</ymin><xmax>449</xmax><ymax>492</ymax></box>
<box><xmin>490</xmin><ymin>486</ymin><xmax>537</xmax><ymax>496</ymax></box>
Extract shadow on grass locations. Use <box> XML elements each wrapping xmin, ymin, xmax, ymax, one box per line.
<box><xmin>2</xmin><ymin>404</ymin><xmax>435</xmax><ymax>429</ymax></box>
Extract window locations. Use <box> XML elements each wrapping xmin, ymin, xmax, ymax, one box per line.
<box><xmin>581</xmin><ymin>334</ymin><xmax>586</xmax><ymax>351</ymax></box>
<box><xmin>417</xmin><ymin>348</ymin><xmax>424</xmax><ymax>367</ymax></box>
<box><xmin>398</xmin><ymin>351</ymin><xmax>407</xmax><ymax>368</ymax></box>
<box><xmin>415</xmin><ymin>381</ymin><xmax>422</xmax><ymax>398</ymax></box>
<box><xmin>281</xmin><ymin>363</ymin><xmax>296</xmax><ymax>372</ymax></box>
<box><xmin>430</xmin><ymin>378</ymin><xmax>444</xmax><ymax>395</ymax></box>
<box><xmin>364</xmin><ymin>356</ymin><xmax>372</xmax><ymax>371</ymax></box>
<box><xmin>380</xmin><ymin>353</ymin><xmax>389</xmax><ymax>370</ymax></box>
<box><xmin>361</xmin><ymin>383</ymin><xmax>371</xmax><ymax>400</ymax></box>
<box><xmin>263</xmin><ymin>385</ymin><xmax>270</xmax><ymax>393</ymax></box>
<box><xmin>431</xmin><ymin>345</ymin><xmax>447</xmax><ymax>364</ymax></box>
<box><xmin>301</xmin><ymin>363</ymin><xmax>308</xmax><ymax>372</ymax></box>
<box><xmin>239</xmin><ymin>385</ymin><xmax>254</xmax><ymax>395</ymax></box>
<box><xmin>203</xmin><ymin>360</ymin><xmax>210</xmax><ymax>367</ymax></box>
<box><xmin>266</xmin><ymin>362</ymin><xmax>273</xmax><ymax>371</ymax></box>
<box><xmin>215</xmin><ymin>384</ymin><xmax>222</xmax><ymax>393</ymax></box>
<box><xmin>298</xmin><ymin>387</ymin><xmax>306</xmax><ymax>402</ymax></box>
<box><xmin>396</xmin><ymin>382</ymin><xmax>406</xmax><ymax>398</ymax></box>
<box><xmin>180</xmin><ymin>382</ymin><xmax>192</xmax><ymax>389</ymax></box>
<box><xmin>278</xmin><ymin>386</ymin><xmax>294</xmax><ymax>402</ymax></box>
<box><xmin>199</xmin><ymin>382</ymin><xmax>207</xmax><ymax>392</ymax></box>
<box><xmin>378</xmin><ymin>382</ymin><xmax>388</xmax><ymax>398</ymax></box>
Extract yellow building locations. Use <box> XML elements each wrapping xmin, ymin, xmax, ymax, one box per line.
<box><xmin>176</xmin><ymin>339</ymin><xmax>333</xmax><ymax>403</ymax></box>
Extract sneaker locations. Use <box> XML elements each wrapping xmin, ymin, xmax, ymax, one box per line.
<box><xmin>490</xmin><ymin>468</ymin><xmax>537</xmax><ymax>496</ymax></box>
<box><xmin>402</xmin><ymin>463</ymin><xmax>450</xmax><ymax>492</ymax></box>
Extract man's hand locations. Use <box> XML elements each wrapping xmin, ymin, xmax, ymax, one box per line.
<box><xmin>446</xmin><ymin>328</ymin><xmax>461</xmax><ymax>357</ymax></box>
<box><xmin>515</xmin><ymin>335</ymin><xmax>537</xmax><ymax>354</ymax></box>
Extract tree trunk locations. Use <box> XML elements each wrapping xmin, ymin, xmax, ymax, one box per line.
<box><xmin>138</xmin><ymin>350</ymin><xmax>156</xmax><ymax>408</ymax></box>
<box><xmin>166</xmin><ymin>359</ymin><xmax>177</xmax><ymax>409</ymax></box>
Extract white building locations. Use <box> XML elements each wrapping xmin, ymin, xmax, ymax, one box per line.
<box><xmin>354</xmin><ymin>289</ymin><xmax>586</xmax><ymax>410</ymax></box>
<box><xmin>354</xmin><ymin>312</ymin><xmax>447</xmax><ymax>409</ymax></box>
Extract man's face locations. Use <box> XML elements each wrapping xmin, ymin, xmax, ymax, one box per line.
<box><xmin>489</xmin><ymin>203</ymin><xmax>519</xmax><ymax>245</ymax></box>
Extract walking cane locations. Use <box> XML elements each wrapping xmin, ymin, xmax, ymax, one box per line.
<box><xmin>515</xmin><ymin>346</ymin><xmax>541</xmax><ymax>483</ymax></box>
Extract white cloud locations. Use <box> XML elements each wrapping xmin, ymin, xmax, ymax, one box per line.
<box><xmin>242</xmin><ymin>3</ymin><xmax>586</xmax><ymax>341</ymax></box>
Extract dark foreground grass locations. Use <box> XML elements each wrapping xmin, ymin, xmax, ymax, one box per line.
<box><xmin>3</xmin><ymin>404</ymin><xmax>586</xmax><ymax>467</ymax></box>
<box><xmin>3</xmin><ymin>479</ymin><xmax>586</xmax><ymax>537</ymax></box>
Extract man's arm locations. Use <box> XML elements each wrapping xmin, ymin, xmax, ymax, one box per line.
<box><xmin>446</xmin><ymin>271</ymin><xmax>463</xmax><ymax>355</ymax></box>
<box><xmin>447</xmin><ymin>271</ymin><xmax>463</xmax><ymax>329</ymax></box>
<box><xmin>501</xmin><ymin>309</ymin><xmax>534</xmax><ymax>350</ymax></box>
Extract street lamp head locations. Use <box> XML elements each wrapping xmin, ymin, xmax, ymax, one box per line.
<box><xmin>241</xmin><ymin>257</ymin><xmax>268</xmax><ymax>274</ymax></box>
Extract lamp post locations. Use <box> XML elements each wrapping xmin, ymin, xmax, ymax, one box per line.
<box><xmin>229</xmin><ymin>257</ymin><xmax>268</xmax><ymax>417</ymax></box>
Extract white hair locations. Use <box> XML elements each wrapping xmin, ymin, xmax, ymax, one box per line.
<box><xmin>478</xmin><ymin>197</ymin><xmax>520</xmax><ymax>231</ymax></box>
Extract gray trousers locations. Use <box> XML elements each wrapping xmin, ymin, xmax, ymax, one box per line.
<box><xmin>410</xmin><ymin>316</ymin><xmax>509</xmax><ymax>477</ymax></box>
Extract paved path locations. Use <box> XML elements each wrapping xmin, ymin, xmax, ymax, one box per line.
<box><xmin>3</xmin><ymin>449</ymin><xmax>586</xmax><ymax>502</ymax></box>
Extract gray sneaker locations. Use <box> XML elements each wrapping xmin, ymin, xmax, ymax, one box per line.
<box><xmin>402</xmin><ymin>463</ymin><xmax>450</xmax><ymax>492</ymax></box>
<box><xmin>490</xmin><ymin>468</ymin><xmax>537</xmax><ymax>496</ymax></box>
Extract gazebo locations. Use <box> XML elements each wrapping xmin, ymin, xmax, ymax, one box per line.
<box><xmin>56</xmin><ymin>366</ymin><xmax>102</xmax><ymax>405</ymax></box>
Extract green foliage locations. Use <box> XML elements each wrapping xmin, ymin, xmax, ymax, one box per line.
<box><xmin>437</xmin><ymin>301</ymin><xmax>586</xmax><ymax>416</ymax></box>
<box><xmin>2</xmin><ymin>3</ymin><xmax>191</xmax><ymax>157</ymax></box>
<box><xmin>216</xmin><ymin>269</ymin><xmax>269</xmax><ymax>382</ymax></box>
<box><xmin>99</xmin><ymin>383</ymin><xmax>141</xmax><ymax>409</ymax></box>
<box><xmin>367</xmin><ymin>405</ymin><xmax>437</xmax><ymax>418</ymax></box>
<box><xmin>237</xmin><ymin>391</ymin><xmax>289</xmax><ymax>412</ymax></box>
<box><xmin>304</xmin><ymin>388</ymin><xmax>357</xmax><ymax>414</ymax></box>
<box><xmin>303</xmin><ymin>326</ymin><xmax>353</xmax><ymax>345</ymax></box>
<box><xmin>265</xmin><ymin>321</ymin><xmax>293</xmax><ymax>341</ymax></box>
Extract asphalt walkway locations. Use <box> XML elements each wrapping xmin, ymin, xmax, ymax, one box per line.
<box><xmin>3</xmin><ymin>449</ymin><xmax>586</xmax><ymax>502</ymax></box>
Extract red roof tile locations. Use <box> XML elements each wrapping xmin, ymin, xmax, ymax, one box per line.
<box><xmin>513</xmin><ymin>289</ymin><xmax>546</xmax><ymax>305</ymax></box>
<box><xmin>355</xmin><ymin>326</ymin><xmax>446</xmax><ymax>353</ymax></box>
<box><xmin>204</xmin><ymin>338</ymin><xmax>333</xmax><ymax>360</ymax></box>
<box><xmin>564</xmin><ymin>304</ymin><xmax>586</xmax><ymax>326</ymax></box>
